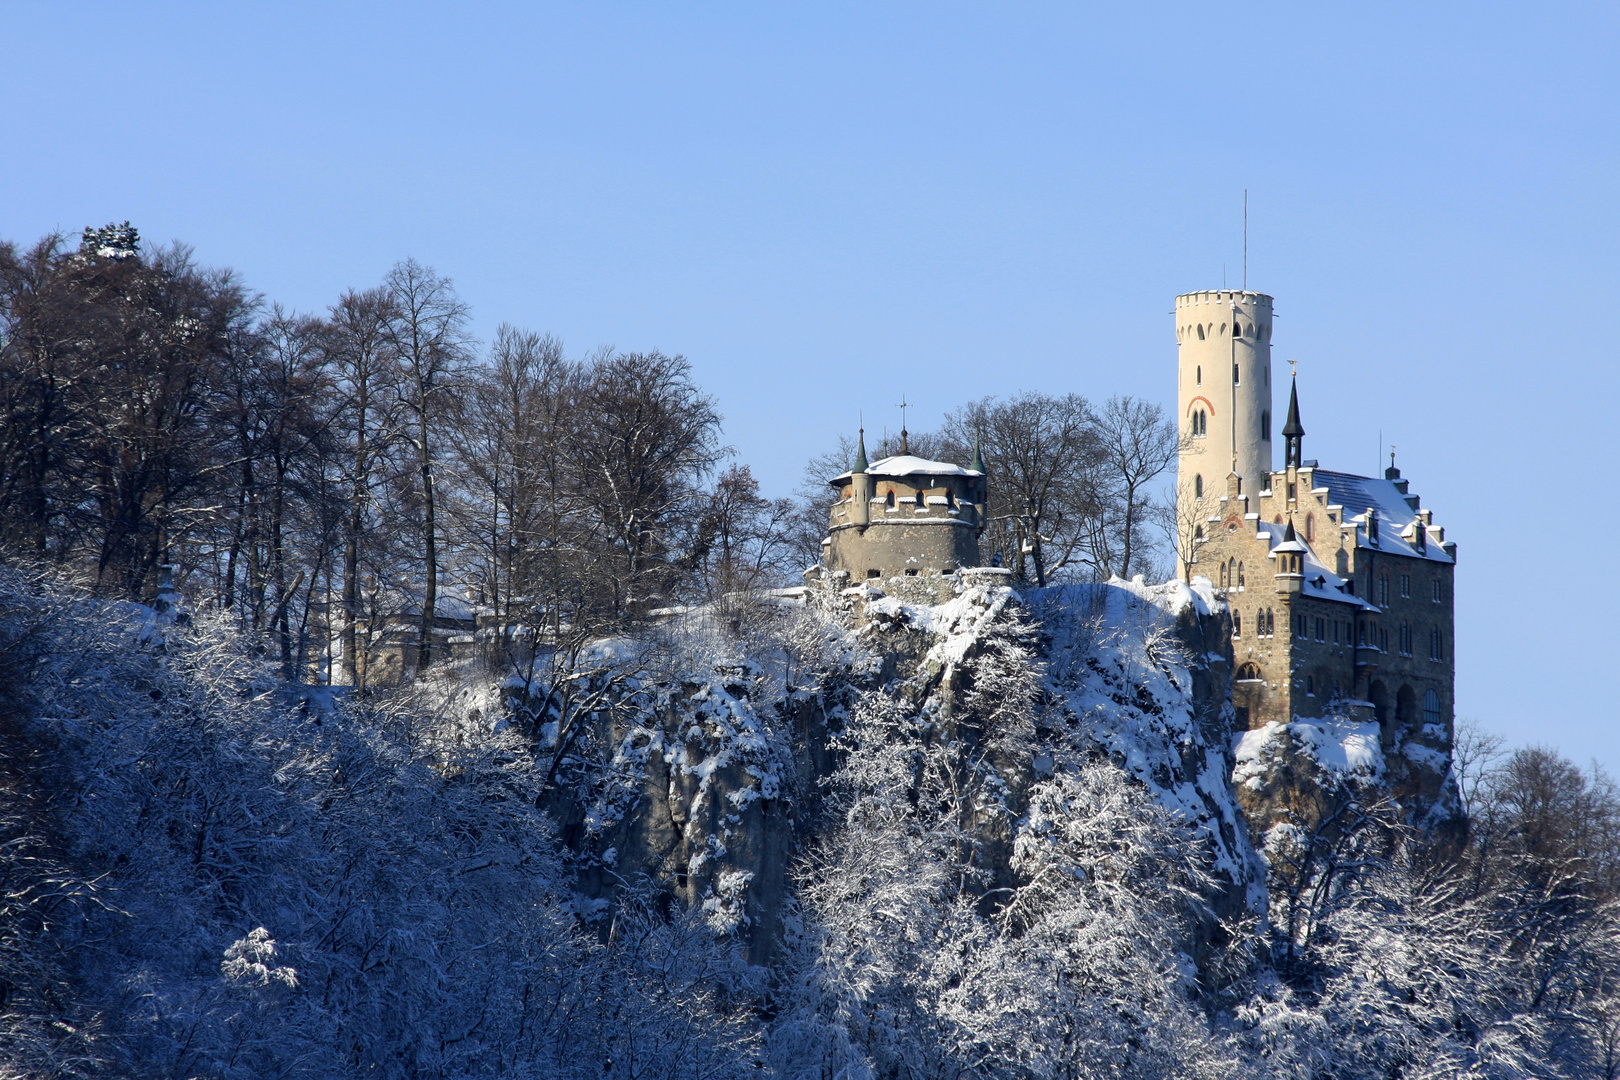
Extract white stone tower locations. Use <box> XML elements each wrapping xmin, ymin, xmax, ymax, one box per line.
<box><xmin>1175</xmin><ymin>290</ymin><xmax>1275</xmax><ymax>516</ymax></box>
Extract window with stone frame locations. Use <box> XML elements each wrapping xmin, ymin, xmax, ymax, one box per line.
<box><xmin>1432</xmin><ymin>577</ymin><xmax>1444</xmax><ymax>603</ymax></box>
<box><xmin>1429</xmin><ymin>626</ymin><xmax>1443</xmax><ymax>661</ymax></box>
<box><xmin>1400</xmin><ymin>573</ymin><xmax>1411</xmax><ymax>598</ymax></box>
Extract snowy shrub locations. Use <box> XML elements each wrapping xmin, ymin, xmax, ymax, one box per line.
<box><xmin>773</xmin><ymin>583</ymin><xmax>1236</xmax><ymax>1080</ymax></box>
<box><xmin>0</xmin><ymin>571</ymin><xmax>761</xmax><ymax>1079</ymax></box>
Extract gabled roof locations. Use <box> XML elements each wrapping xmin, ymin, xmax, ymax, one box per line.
<box><xmin>1310</xmin><ymin>469</ymin><xmax>1453</xmax><ymax>564</ymax></box>
<box><xmin>1252</xmin><ymin>519</ymin><xmax>1377</xmax><ymax>610</ymax></box>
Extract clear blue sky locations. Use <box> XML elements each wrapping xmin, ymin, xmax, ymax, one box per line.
<box><xmin>4</xmin><ymin>3</ymin><xmax>1617</xmax><ymax>769</ymax></box>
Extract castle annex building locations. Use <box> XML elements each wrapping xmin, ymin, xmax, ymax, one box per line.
<box><xmin>1175</xmin><ymin>290</ymin><xmax>1457</xmax><ymax>748</ymax></box>
<box><xmin>820</xmin><ymin>431</ymin><xmax>988</xmax><ymax>581</ymax></box>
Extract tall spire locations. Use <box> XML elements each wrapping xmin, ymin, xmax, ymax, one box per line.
<box><xmin>852</xmin><ymin>428</ymin><xmax>869</xmax><ymax>473</ymax></box>
<box><xmin>969</xmin><ymin>432</ymin><xmax>985</xmax><ymax>474</ymax></box>
<box><xmin>1282</xmin><ymin>372</ymin><xmax>1305</xmax><ymax>469</ymax></box>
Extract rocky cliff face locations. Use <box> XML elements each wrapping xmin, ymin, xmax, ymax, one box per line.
<box><xmin>522</xmin><ymin>573</ymin><xmax>1458</xmax><ymax>963</ymax></box>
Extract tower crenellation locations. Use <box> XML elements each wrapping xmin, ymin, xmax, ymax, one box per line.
<box><xmin>1176</xmin><ymin>290</ymin><xmax>1274</xmax><ymax>519</ymax></box>
<box><xmin>819</xmin><ymin>430</ymin><xmax>987</xmax><ymax>583</ymax></box>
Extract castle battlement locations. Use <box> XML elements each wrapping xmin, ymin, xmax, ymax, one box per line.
<box><xmin>819</xmin><ymin>436</ymin><xmax>987</xmax><ymax>581</ymax></box>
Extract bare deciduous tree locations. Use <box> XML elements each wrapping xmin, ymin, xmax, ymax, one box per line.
<box><xmin>385</xmin><ymin>259</ymin><xmax>473</xmax><ymax>670</ymax></box>
<box><xmin>940</xmin><ymin>392</ymin><xmax>1102</xmax><ymax>585</ymax></box>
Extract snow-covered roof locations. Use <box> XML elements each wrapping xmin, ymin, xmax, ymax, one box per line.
<box><xmin>372</xmin><ymin>586</ymin><xmax>477</xmax><ymax>621</ymax></box>
<box><xmin>1252</xmin><ymin>520</ymin><xmax>1376</xmax><ymax>610</ymax></box>
<box><xmin>829</xmin><ymin>454</ymin><xmax>981</xmax><ymax>484</ymax></box>
<box><xmin>1310</xmin><ymin>469</ymin><xmax>1453</xmax><ymax>564</ymax></box>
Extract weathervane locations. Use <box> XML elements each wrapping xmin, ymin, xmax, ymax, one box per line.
<box><xmin>896</xmin><ymin>395</ymin><xmax>910</xmax><ymax>455</ymax></box>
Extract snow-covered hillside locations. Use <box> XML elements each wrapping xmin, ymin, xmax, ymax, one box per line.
<box><xmin>0</xmin><ymin>568</ymin><xmax>1610</xmax><ymax>1079</ymax></box>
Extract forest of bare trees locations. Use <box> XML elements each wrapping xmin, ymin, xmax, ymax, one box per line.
<box><xmin>0</xmin><ymin>223</ymin><xmax>1179</xmax><ymax>685</ymax></box>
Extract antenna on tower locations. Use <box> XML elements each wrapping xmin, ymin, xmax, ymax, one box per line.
<box><xmin>1243</xmin><ymin>190</ymin><xmax>1248</xmax><ymax>291</ymax></box>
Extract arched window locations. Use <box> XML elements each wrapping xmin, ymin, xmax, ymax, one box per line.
<box><xmin>885</xmin><ymin>490</ymin><xmax>895</xmax><ymax>509</ymax></box>
<box><xmin>1237</xmin><ymin>562</ymin><xmax>1245</xmax><ymax>588</ymax></box>
<box><xmin>1194</xmin><ymin>474</ymin><xmax>1204</xmax><ymax>498</ymax></box>
<box><xmin>1306</xmin><ymin>674</ymin><xmax>1315</xmax><ymax>695</ymax></box>
<box><xmin>1399</xmin><ymin>621</ymin><xmax>1412</xmax><ymax>655</ymax></box>
<box><xmin>1233</xmin><ymin>611</ymin><xmax>1242</xmax><ymax>636</ymax></box>
<box><xmin>1423</xmin><ymin>690</ymin><xmax>1441</xmax><ymax>726</ymax></box>
<box><xmin>1429</xmin><ymin>627</ymin><xmax>1443</xmax><ymax>660</ymax></box>
<box><xmin>1266</xmin><ymin>608</ymin><xmax>1275</xmax><ymax>636</ymax></box>
<box><xmin>1220</xmin><ymin>322</ymin><xmax>1228</xmax><ymax>336</ymax></box>
<box><xmin>1197</xmin><ymin>324</ymin><xmax>1206</xmax><ymax>340</ymax></box>
<box><xmin>915</xmin><ymin>489</ymin><xmax>926</xmax><ymax>508</ymax></box>
<box><xmin>1220</xmin><ymin>562</ymin><xmax>1229</xmax><ymax>588</ymax></box>
<box><xmin>1236</xmin><ymin>662</ymin><xmax>1261</xmax><ymax>681</ymax></box>
<box><xmin>1194</xmin><ymin>524</ymin><xmax>1203</xmax><ymax>540</ymax></box>
<box><xmin>1306</xmin><ymin>514</ymin><xmax>1315</xmax><ymax>541</ymax></box>
<box><xmin>1378</xmin><ymin>573</ymin><xmax>1390</xmax><ymax>606</ymax></box>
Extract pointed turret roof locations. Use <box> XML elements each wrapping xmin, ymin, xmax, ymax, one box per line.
<box><xmin>1272</xmin><ymin>517</ymin><xmax>1308</xmax><ymax>555</ymax></box>
<box><xmin>1282</xmin><ymin>375</ymin><xmax>1305</xmax><ymax>438</ymax></box>
<box><xmin>969</xmin><ymin>433</ymin><xmax>985</xmax><ymax>474</ymax></box>
<box><xmin>852</xmin><ymin>429</ymin><xmax>869</xmax><ymax>473</ymax></box>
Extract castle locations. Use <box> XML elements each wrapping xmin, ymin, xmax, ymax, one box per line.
<box><xmin>819</xmin><ymin>431</ymin><xmax>988</xmax><ymax>581</ymax></box>
<box><xmin>1174</xmin><ymin>290</ymin><xmax>1456</xmax><ymax>750</ymax></box>
<box><xmin>814</xmin><ymin>287</ymin><xmax>1456</xmax><ymax>763</ymax></box>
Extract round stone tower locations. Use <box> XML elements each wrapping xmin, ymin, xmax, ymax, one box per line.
<box><xmin>1175</xmin><ymin>290</ymin><xmax>1275</xmax><ymax>515</ymax></box>
<box><xmin>821</xmin><ymin>432</ymin><xmax>986</xmax><ymax>582</ymax></box>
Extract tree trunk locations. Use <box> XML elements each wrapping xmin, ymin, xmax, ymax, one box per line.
<box><xmin>417</xmin><ymin>415</ymin><xmax>437</xmax><ymax>670</ymax></box>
